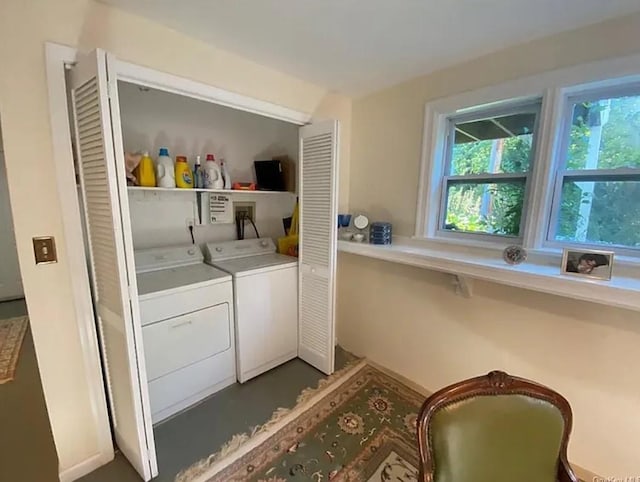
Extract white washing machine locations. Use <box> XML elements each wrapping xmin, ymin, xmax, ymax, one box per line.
<box><xmin>204</xmin><ymin>238</ymin><xmax>298</xmax><ymax>383</ymax></box>
<box><xmin>135</xmin><ymin>245</ymin><xmax>236</xmax><ymax>423</ymax></box>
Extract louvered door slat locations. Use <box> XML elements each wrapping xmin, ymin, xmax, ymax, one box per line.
<box><xmin>75</xmin><ymin>79</ymin><xmax>124</xmax><ymax>316</ymax></box>
<box><xmin>298</xmin><ymin>121</ymin><xmax>339</xmax><ymax>375</ymax></box>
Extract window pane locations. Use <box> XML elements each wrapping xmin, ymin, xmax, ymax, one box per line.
<box><xmin>444</xmin><ymin>181</ymin><xmax>526</xmax><ymax>236</ymax></box>
<box><xmin>566</xmin><ymin>94</ymin><xmax>640</xmax><ymax>170</ymax></box>
<box><xmin>451</xmin><ymin>112</ymin><xmax>537</xmax><ymax>175</ymax></box>
<box><xmin>555</xmin><ymin>178</ymin><xmax>640</xmax><ymax>248</ymax></box>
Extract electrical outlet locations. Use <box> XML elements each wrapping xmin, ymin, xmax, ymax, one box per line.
<box><xmin>185</xmin><ymin>218</ymin><xmax>195</xmax><ymax>230</ymax></box>
<box><xmin>234</xmin><ymin>202</ymin><xmax>256</xmax><ymax>221</ymax></box>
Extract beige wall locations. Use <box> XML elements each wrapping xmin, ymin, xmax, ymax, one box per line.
<box><xmin>0</xmin><ymin>0</ymin><xmax>350</xmax><ymax>475</ymax></box>
<box><xmin>339</xmin><ymin>13</ymin><xmax>640</xmax><ymax>477</ymax></box>
<box><xmin>312</xmin><ymin>93</ymin><xmax>352</xmax><ymax>212</ymax></box>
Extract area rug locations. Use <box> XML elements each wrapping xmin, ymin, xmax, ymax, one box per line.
<box><xmin>177</xmin><ymin>361</ymin><xmax>425</xmax><ymax>482</ymax></box>
<box><xmin>0</xmin><ymin>316</ymin><xmax>28</xmax><ymax>384</ymax></box>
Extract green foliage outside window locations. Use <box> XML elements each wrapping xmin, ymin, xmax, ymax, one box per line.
<box><xmin>444</xmin><ymin>95</ymin><xmax>640</xmax><ymax>248</ymax></box>
<box><xmin>446</xmin><ymin>135</ymin><xmax>532</xmax><ymax>236</ymax></box>
<box><xmin>557</xmin><ymin>95</ymin><xmax>640</xmax><ymax>248</ymax></box>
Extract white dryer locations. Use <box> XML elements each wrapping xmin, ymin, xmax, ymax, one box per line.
<box><xmin>135</xmin><ymin>245</ymin><xmax>235</xmax><ymax>423</ymax></box>
<box><xmin>204</xmin><ymin>239</ymin><xmax>298</xmax><ymax>383</ymax></box>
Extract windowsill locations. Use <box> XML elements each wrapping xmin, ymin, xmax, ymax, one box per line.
<box><xmin>412</xmin><ymin>234</ymin><xmax>640</xmax><ymax>268</ymax></box>
<box><xmin>338</xmin><ymin>236</ymin><xmax>640</xmax><ymax>312</ymax></box>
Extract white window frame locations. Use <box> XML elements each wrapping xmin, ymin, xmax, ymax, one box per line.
<box><xmin>416</xmin><ymin>53</ymin><xmax>640</xmax><ymax>259</ymax></box>
<box><xmin>544</xmin><ymin>81</ymin><xmax>640</xmax><ymax>256</ymax></box>
<box><xmin>436</xmin><ymin>99</ymin><xmax>542</xmax><ymax>244</ymax></box>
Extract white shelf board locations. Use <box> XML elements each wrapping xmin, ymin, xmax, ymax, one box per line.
<box><xmin>127</xmin><ymin>186</ymin><xmax>296</xmax><ymax>196</ymax></box>
<box><xmin>338</xmin><ymin>237</ymin><xmax>640</xmax><ymax>313</ymax></box>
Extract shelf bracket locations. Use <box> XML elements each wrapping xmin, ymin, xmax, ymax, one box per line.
<box><xmin>452</xmin><ymin>274</ymin><xmax>473</xmax><ymax>298</ymax></box>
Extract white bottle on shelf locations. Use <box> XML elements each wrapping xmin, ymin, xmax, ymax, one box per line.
<box><xmin>203</xmin><ymin>154</ymin><xmax>223</xmax><ymax>189</ymax></box>
<box><xmin>220</xmin><ymin>159</ymin><xmax>231</xmax><ymax>189</ymax></box>
<box><xmin>156</xmin><ymin>147</ymin><xmax>175</xmax><ymax>188</ymax></box>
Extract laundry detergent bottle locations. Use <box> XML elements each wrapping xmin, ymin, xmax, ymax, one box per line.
<box><xmin>156</xmin><ymin>148</ymin><xmax>175</xmax><ymax>188</ymax></box>
<box><xmin>203</xmin><ymin>154</ymin><xmax>223</xmax><ymax>189</ymax></box>
<box><xmin>175</xmin><ymin>156</ymin><xmax>194</xmax><ymax>188</ymax></box>
<box><xmin>136</xmin><ymin>151</ymin><xmax>156</xmax><ymax>187</ymax></box>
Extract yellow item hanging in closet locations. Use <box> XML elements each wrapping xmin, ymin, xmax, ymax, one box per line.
<box><xmin>136</xmin><ymin>151</ymin><xmax>156</xmax><ymax>187</ymax></box>
<box><xmin>278</xmin><ymin>200</ymin><xmax>299</xmax><ymax>256</ymax></box>
<box><xmin>289</xmin><ymin>201</ymin><xmax>299</xmax><ymax>235</ymax></box>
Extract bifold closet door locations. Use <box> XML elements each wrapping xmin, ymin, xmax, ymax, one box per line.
<box><xmin>298</xmin><ymin>120</ymin><xmax>339</xmax><ymax>375</ymax></box>
<box><xmin>71</xmin><ymin>49</ymin><xmax>158</xmax><ymax>480</ymax></box>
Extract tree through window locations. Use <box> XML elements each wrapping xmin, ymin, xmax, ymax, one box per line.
<box><xmin>441</xmin><ymin>101</ymin><xmax>541</xmax><ymax>239</ymax></box>
<box><xmin>551</xmin><ymin>90</ymin><xmax>640</xmax><ymax>249</ymax></box>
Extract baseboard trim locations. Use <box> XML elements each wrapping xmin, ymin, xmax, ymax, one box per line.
<box><xmin>366</xmin><ymin>359</ymin><xmax>432</xmax><ymax>397</ymax></box>
<box><xmin>58</xmin><ymin>451</ymin><xmax>114</xmax><ymax>482</ymax></box>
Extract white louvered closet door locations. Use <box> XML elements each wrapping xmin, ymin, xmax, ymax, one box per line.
<box><xmin>71</xmin><ymin>49</ymin><xmax>157</xmax><ymax>480</ymax></box>
<box><xmin>298</xmin><ymin>120</ymin><xmax>339</xmax><ymax>375</ymax></box>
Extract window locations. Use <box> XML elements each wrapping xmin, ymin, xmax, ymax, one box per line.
<box><xmin>419</xmin><ymin>68</ymin><xmax>640</xmax><ymax>258</ymax></box>
<box><xmin>440</xmin><ymin>101</ymin><xmax>541</xmax><ymax>240</ymax></box>
<box><xmin>549</xmin><ymin>87</ymin><xmax>640</xmax><ymax>249</ymax></box>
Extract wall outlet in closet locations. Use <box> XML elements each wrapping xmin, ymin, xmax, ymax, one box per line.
<box><xmin>185</xmin><ymin>218</ymin><xmax>195</xmax><ymax>230</ymax></box>
<box><xmin>234</xmin><ymin>202</ymin><xmax>255</xmax><ymax>222</ymax></box>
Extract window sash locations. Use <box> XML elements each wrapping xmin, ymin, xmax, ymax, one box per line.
<box><xmin>438</xmin><ymin>175</ymin><xmax>529</xmax><ymax>239</ymax></box>
<box><xmin>557</xmin><ymin>82</ymin><xmax>640</xmax><ymax>172</ymax></box>
<box><xmin>445</xmin><ymin>102</ymin><xmax>542</xmax><ymax>177</ymax></box>
<box><xmin>555</xmin><ymin>168</ymin><xmax>640</xmax><ymax>182</ymax></box>
<box><xmin>546</xmin><ymin>82</ymin><xmax>640</xmax><ymax>249</ymax></box>
<box><xmin>438</xmin><ymin>100</ymin><xmax>541</xmax><ymax>241</ymax></box>
<box><xmin>546</xmin><ymin>169</ymin><xmax>640</xmax><ymax>250</ymax></box>
<box><xmin>444</xmin><ymin>173</ymin><xmax>529</xmax><ymax>184</ymax></box>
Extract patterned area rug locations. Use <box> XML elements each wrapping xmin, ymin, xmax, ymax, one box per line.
<box><xmin>178</xmin><ymin>362</ymin><xmax>425</xmax><ymax>482</ymax></box>
<box><xmin>0</xmin><ymin>316</ymin><xmax>28</xmax><ymax>384</ymax></box>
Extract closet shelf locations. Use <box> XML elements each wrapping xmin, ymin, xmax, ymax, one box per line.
<box><xmin>127</xmin><ymin>186</ymin><xmax>296</xmax><ymax>196</ymax></box>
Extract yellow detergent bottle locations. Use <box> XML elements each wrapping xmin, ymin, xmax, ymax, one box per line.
<box><xmin>136</xmin><ymin>151</ymin><xmax>156</xmax><ymax>187</ymax></box>
<box><xmin>175</xmin><ymin>156</ymin><xmax>194</xmax><ymax>188</ymax></box>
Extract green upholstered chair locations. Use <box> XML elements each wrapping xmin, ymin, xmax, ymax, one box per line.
<box><xmin>417</xmin><ymin>370</ymin><xmax>578</xmax><ymax>482</ymax></box>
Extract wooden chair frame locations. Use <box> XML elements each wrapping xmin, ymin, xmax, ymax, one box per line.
<box><xmin>417</xmin><ymin>370</ymin><xmax>578</xmax><ymax>482</ymax></box>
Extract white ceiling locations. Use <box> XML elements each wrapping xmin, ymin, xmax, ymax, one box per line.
<box><xmin>99</xmin><ymin>0</ymin><xmax>640</xmax><ymax>96</ymax></box>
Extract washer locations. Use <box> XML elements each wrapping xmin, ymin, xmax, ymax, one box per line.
<box><xmin>204</xmin><ymin>238</ymin><xmax>298</xmax><ymax>383</ymax></box>
<box><xmin>135</xmin><ymin>244</ymin><xmax>235</xmax><ymax>423</ymax></box>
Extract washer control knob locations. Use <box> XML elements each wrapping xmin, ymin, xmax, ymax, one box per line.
<box><xmin>259</xmin><ymin>240</ymin><xmax>269</xmax><ymax>248</ymax></box>
<box><xmin>188</xmin><ymin>248</ymin><xmax>195</xmax><ymax>255</ymax></box>
<box><xmin>215</xmin><ymin>247</ymin><xmax>223</xmax><ymax>253</ymax></box>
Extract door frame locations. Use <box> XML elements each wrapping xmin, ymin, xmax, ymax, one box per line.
<box><xmin>45</xmin><ymin>43</ymin><xmax>114</xmax><ymax>482</ymax></box>
<box><xmin>44</xmin><ymin>41</ymin><xmax>311</xmax><ymax>480</ymax></box>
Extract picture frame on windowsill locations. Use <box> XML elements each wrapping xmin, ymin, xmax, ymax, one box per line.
<box><xmin>561</xmin><ymin>248</ymin><xmax>614</xmax><ymax>281</ymax></box>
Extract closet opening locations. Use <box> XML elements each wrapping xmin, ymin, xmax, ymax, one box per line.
<box><xmin>65</xmin><ymin>57</ymin><xmax>340</xmax><ymax>481</ymax></box>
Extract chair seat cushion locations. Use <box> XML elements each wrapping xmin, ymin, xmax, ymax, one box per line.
<box><xmin>430</xmin><ymin>394</ymin><xmax>564</xmax><ymax>482</ymax></box>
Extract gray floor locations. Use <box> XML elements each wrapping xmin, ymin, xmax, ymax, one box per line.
<box><xmin>81</xmin><ymin>348</ymin><xmax>351</xmax><ymax>482</ymax></box>
<box><xmin>0</xmin><ymin>299</ymin><xmax>59</xmax><ymax>482</ymax></box>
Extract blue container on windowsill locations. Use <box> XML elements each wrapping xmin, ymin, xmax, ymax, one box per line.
<box><xmin>370</xmin><ymin>222</ymin><xmax>392</xmax><ymax>245</ymax></box>
<box><xmin>338</xmin><ymin>214</ymin><xmax>352</xmax><ymax>228</ymax></box>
